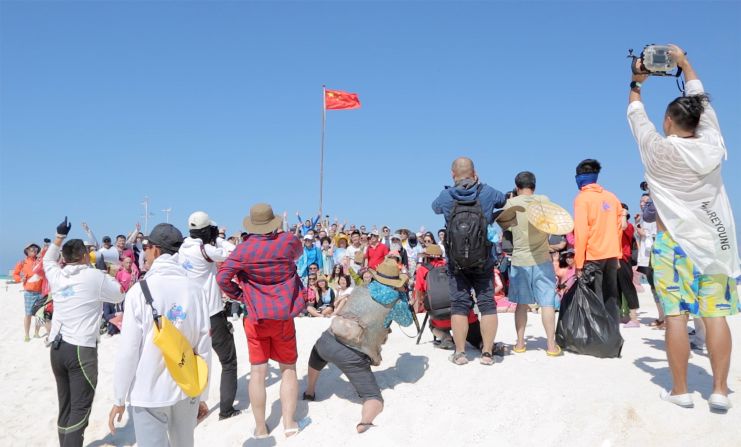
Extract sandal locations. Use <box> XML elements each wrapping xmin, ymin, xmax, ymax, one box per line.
<box><xmin>546</xmin><ymin>345</ymin><xmax>563</xmax><ymax>357</ymax></box>
<box><xmin>356</xmin><ymin>422</ymin><xmax>375</xmax><ymax>434</ymax></box>
<box><xmin>302</xmin><ymin>392</ymin><xmax>315</xmax><ymax>401</ymax></box>
<box><xmin>512</xmin><ymin>345</ymin><xmax>527</xmax><ymax>354</ymax></box>
<box><xmin>479</xmin><ymin>352</ymin><xmax>496</xmax><ymax>366</ymax></box>
<box><xmin>448</xmin><ymin>351</ymin><xmax>468</xmax><ymax>365</ymax></box>
<box><xmin>284</xmin><ymin>427</ymin><xmax>301</xmax><ymax>438</ymax></box>
<box><xmin>649</xmin><ymin>319</ymin><xmax>664</xmax><ymax>327</ymax></box>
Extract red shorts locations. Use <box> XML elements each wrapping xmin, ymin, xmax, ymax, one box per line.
<box><xmin>243</xmin><ymin>319</ymin><xmax>298</xmax><ymax>365</ymax></box>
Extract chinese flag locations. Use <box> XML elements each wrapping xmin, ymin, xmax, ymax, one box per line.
<box><xmin>325</xmin><ymin>89</ymin><xmax>361</xmax><ymax>110</ymax></box>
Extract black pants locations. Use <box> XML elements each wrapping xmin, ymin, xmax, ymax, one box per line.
<box><xmin>617</xmin><ymin>260</ymin><xmax>639</xmax><ymax>310</ymax></box>
<box><xmin>210</xmin><ymin>312</ymin><xmax>238</xmax><ymax>416</ymax></box>
<box><xmin>50</xmin><ymin>341</ymin><xmax>97</xmax><ymax>447</ymax></box>
<box><xmin>584</xmin><ymin>259</ymin><xmax>620</xmax><ymax>323</ymax></box>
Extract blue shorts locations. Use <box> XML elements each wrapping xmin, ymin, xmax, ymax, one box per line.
<box><xmin>24</xmin><ymin>291</ymin><xmax>41</xmax><ymax>316</ymax></box>
<box><xmin>509</xmin><ymin>261</ymin><xmax>558</xmax><ymax>308</ymax></box>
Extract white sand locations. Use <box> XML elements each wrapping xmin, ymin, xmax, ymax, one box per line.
<box><xmin>1</xmin><ymin>281</ymin><xmax>740</xmax><ymax>447</ymax></box>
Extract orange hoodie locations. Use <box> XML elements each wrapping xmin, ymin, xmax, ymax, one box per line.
<box><xmin>13</xmin><ymin>256</ymin><xmax>44</xmax><ymax>293</ymax></box>
<box><xmin>573</xmin><ymin>184</ymin><xmax>623</xmax><ymax>268</ymax></box>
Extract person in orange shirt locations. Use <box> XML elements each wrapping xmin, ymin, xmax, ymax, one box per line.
<box><xmin>573</xmin><ymin>159</ymin><xmax>623</xmax><ymax>323</ymax></box>
<box><xmin>13</xmin><ymin>243</ymin><xmax>45</xmax><ymax>342</ymax></box>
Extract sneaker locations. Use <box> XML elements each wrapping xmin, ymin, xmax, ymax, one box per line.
<box><xmin>660</xmin><ymin>390</ymin><xmax>694</xmax><ymax>408</ymax></box>
<box><xmin>219</xmin><ymin>409</ymin><xmax>242</xmax><ymax>421</ymax></box>
<box><xmin>708</xmin><ymin>394</ymin><xmax>731</xmax><ymax>412</ymax></box>
<box><xmin>623</xmin><ymin>320</ymin><xmax>640</xmax><ymax>328</ymax></box>
<box><xmin>43</xmin><ymin>336</ymin><xmax>52</xmax><ymax>348</ymax></box>
<box><xmin>690</xmin><ymin>341</ymin><xmax>707</xmax><ymax>354</ymax></box>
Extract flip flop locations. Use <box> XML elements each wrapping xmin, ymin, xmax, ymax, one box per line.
<box><xmin>546</xmin><ymin>346</ymin><xmax>563</xmax><ymax>357</ymax></box>
<box><xmin>513</xmin><ymin>345</ymin><xmax>526</xmax><ymax>354</ymax></box>
<box><xmin>284</xmin><ymin>427</ymin><xmax>301</xmax><ymax>438</ymax></box>
<box><xmin>356</xmin><ymin>422</ymin><xmax>375</xmax><ymax>434</ymax></box>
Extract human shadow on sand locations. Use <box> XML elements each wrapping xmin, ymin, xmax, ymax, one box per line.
<box><xmin>633</xmin><ymin>355</ymin><xmax>733</xmax><ymax>400</ymax></box>
<box><xmin>87</xmin><ymin>407</ymin><xmax>136</xmax><ymax>446</ymax></box>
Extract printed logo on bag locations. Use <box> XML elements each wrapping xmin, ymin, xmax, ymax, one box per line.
<box><xmin>179</xmin><ymin>353</ymin><xmax>186</xmax><ymax>368</ymax></box>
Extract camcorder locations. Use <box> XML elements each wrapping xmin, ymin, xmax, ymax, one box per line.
<box><xmin>628</xmin><ymin>45</ymin><xmax>682</xmax><ymax>77</ymax></box>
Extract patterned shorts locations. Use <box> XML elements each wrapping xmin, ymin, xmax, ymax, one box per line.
<box><xmin>652</xmin><ymin>232</ymin><xmax>739</xmax><ymax>318</ymax></box>
<box><xmin>23</xmin><ymin>292</ymin><xmax>41</xmax><ymax>316</ymax></box>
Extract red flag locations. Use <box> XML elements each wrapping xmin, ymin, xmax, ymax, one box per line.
<box><xmin>325</xmin><ymin>88</ymin><xmax>361</xmax><ymax>110</ymax></box>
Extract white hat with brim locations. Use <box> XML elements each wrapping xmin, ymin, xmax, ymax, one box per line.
<box><xmin>526</xmin><ymin>199</ymin><xmax>574</xmax><ymax>235</ymax></box>
<box><xmin>243</xmin><ymin>203</ymin><xmax>283</xmax><ymax>235</ymax></box>
<box><xmin>371</xmin><ymin>258</ymin><xmax>408</xmax><ymax>288</ymax></box>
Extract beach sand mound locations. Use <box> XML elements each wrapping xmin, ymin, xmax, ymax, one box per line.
<box><xmin>1</xmin><ymin>282</ymin><xmax>739</xmax><ymax>447</ymax></box>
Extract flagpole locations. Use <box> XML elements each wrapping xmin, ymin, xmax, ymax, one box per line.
<box><xmin>320</xmin><ymin>85</ymin><xmax>326</xmax><ymax>216</ymax></box>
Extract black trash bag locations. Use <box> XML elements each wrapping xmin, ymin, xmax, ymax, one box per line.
<box><xmin>556</xmin><ymin>273</ymin><xmax>623</xmax><ymax>358</ymax></box>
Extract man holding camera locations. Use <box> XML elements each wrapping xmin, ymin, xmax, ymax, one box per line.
<box><xmin>179</xmin><ymin>211</ymin><xmax>239</xmax><ymax>420</ymax></box>
<box><xmin>43</xmin><ymin>217</ymin><xmax>124</xmax><ymax>446</ymax></box>
<box><xmin>627</xmin><ymin>45</ymin><xmax>739</xmax><ymax>412</ymax></box>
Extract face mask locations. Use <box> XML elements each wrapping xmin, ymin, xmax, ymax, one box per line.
<box><xmin>575</xmin><ymin>173</ymin><xmax>599</xmax><ymax>189</ymax></box>
<box><xmin>391</xmin><ymin>243</ymin><xmax>401</xmax><ymax>251</ymax></box>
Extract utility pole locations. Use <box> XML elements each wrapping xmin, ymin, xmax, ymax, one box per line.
<box><xmin>161</xmin><ymin>207</ymin><xmax>172</xmax><ymax>223</ymax></box>
<box><xmin>141</xmin><ymin>196</ymin><xmax>154</xmax><ymax>234</ymax></box>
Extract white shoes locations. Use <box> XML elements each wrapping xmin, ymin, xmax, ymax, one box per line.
<box><xmin>660</xmin><ymin>390</ymin><xmax>694</xmax><ymax>408</ymax></box>
<box><xmin>661</xmin><ymin>391</ymin><xmax>733</xmax><ymax>412</ymax></box>
<box><xmin>708</xmin><ymin>394</ymin><xmax>732</xmax><ymax>412</ymax></box>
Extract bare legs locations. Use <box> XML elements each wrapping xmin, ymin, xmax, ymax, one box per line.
<box><xmin>703</xmin><ymin>317</ymin><xmax>732</xmax><ymax>396</ymax></box>
<box><xmin>450</xmin><ymin>314</ymin><xmax>469</xmax><ymax>354</ymax></box>
<box><xmin>23</xmin><ymin>315</ymin><xmax>31</xmax><ymax>340</ymax></box>
<box><xmin>515</xmin><ymin>304</ymin><xmax>556</xmax><ymax>352</ymax></box>
<box><xmin>249</xmin><ymin>362</ymin><xmax>299</xmax><ymax>437</ymax></box>
<box><xmin>479</xmin><ymin>314</ymin><xmax>498</xmax><ymax>355</ymax></box>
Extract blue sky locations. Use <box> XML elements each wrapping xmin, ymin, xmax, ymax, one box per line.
<box><xmin>1</xmin><ymin>1</ymin><xmax>740</xmax><ymax>272</ymax></box>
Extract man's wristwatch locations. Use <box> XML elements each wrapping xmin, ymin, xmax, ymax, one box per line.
<box><xmin>630</xmin><ymin>81</ymin><xmax>642</xmax><ymax>90</ymax></box>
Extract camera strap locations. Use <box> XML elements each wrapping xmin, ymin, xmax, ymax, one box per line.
<box><xmin>200</xmin><ymin>244</ymin><xmax>214</xmax><ymax>263</ymax></box>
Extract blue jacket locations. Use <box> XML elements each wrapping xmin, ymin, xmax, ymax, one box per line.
<box><xmin>296</xmin><ymin>246</ymin><xmax>323</xmax><ymax>277</ymax></box>
<box><xmin>431</xmin><ymin>182</ymin><xmax>507</xmax><ymax>225</ymax></box>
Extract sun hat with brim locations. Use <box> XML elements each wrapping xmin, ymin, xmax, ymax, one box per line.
<box><xmin>423</xmin><ymin>244</ymin><xmax>443</xmax><ymax>257</ymax></box>
<box><xmin>243</xmin><ymin>203</ymin><xmax>283</xmax><ymax>234</ymax></box>
<box><xmin>526</xmin><ymin>199</ymin><xmax>574</xmax><ymax>235</ymax></box>
<box><xmin>495</xmin><ymin>205</ymin><xmax>526</xmax><ymax>230</ymax></box>
<box><xmin>371</xmin><ymin>258</ymin><xmax>408</xmax><ymax>288</ymax></box>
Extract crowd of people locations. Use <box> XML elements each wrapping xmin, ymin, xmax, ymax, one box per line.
<box><xmin>10</xmin><ymin>45</ymin><xmax>739</xmax><ymax>446</ymax></box>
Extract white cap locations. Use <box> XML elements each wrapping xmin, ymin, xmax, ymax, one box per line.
<box><xmin>303</xmin><ymin>234</ymin><xmax>314</xmax><ymax>240</ymax></box>
<box><xmin>391</xmin><ymin>233</ymin><xmax>402</xmax><ymax>240</ymax></box>
<box><xmin>188</xmin><ymin>211</ymin><xmax>214</xmax><ymax>230</ymax></box>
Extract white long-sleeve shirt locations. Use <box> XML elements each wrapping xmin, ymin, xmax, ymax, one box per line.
<box><xmin>113</xmin><ymin>254</ymin><xmax>212</xmax><ymax>407</ymax></box>
<box><xmin>43</xmin><ymin>244</ymin><xmax>124</xmax><ymax>348</ymax></box>
<box><xmin>178</xmin><ymin>237</ymin><xmax>235</xmax><ymax>317</ymax></box>
<box><xmin>628</xmin><ymin>79</ymin><xmax>740</xmax><ymax>277</ymax></box>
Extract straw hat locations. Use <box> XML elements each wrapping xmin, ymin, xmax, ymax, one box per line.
<box><xmin>371</xmin><ymin>258</ymin><xmax>408</xmax><ymax>288</ymax></box>
<box><xmin>422</xmin><ymin>244</ymin><xmax>443</xmax><ymax>257</ymax></box>
<box><xmin>526</xmin><ymin>199</ymin><xmax>574</xmax><ymax>235</ymax></box>
<box><xmin>495</xmin><ymin>205</ymin><xmax>525</xmax><ymax>230</ymax></box>
<box><xmin>353</xmin><ymin>251</ymin><xmax>365</xmax><ymax>264</ymax></box>
<box><xmin>243</xmin><ymin>203</ymin><xmax>283</xmax><ymax>234</ymax></box>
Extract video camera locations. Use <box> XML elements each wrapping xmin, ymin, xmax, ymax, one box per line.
<box><xmin>627</xmin><ymin>45</ymin><xmax>683</xmax><ymax>77</ymax></box>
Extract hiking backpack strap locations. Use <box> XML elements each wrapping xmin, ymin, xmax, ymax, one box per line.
<box><xmin>139</xmin><ymin>280</ymin><xmax>161</xmax><ymax>328</ymax></box>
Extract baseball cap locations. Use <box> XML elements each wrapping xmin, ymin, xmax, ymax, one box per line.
<box><xmin>102</xmin><ymin>236</ymin><xmax>112</xmax><ymax>243</ymax></box>
<box><xmin>370</xmin><ymin>229</ymin><xmax>380</xmax><ymax>236</ymax></box>
<box><xmin>188</xmin><ymin>211</ymin><xmax>214</xmax><ymax>230</ymax></box>
<box><xmin>303</xmin><ymin>234</ymin><xmax>314</xmax><ymax>240</ymax></box>
<box><xmin>391</xmin><ymin>233</ymin><xmax>402</xmax><ymax>241</ymax></box>
<box><xmin>144</xmin><ymin>223</ymin><xmax>184</xmax><ymax>252</ymax></box>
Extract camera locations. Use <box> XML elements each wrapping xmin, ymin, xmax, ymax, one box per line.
<box><xmin>628</xmin><ymin>45</ymin><xmax>683</xmax><ymax>78</ymax></box>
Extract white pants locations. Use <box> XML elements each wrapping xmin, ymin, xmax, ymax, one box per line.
<box><xmin>132</xmin><ymin>397</ymin><xmax>199</xmax><ymax>447</ymax></box>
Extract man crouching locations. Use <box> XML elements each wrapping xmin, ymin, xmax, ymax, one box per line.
<box><xmin>303</xmin><ymin>257</ymin><xmax>413</xmax><ymax>433</ymax></box>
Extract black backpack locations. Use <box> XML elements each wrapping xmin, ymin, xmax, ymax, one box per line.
<box><xmin>422</xmin><ymin>263</ymin><xmax>451</xmax><ymax>320</ymax></box>
<box><xmin>445</xmin><ymin>184</ymin><xmax>490</xmax><ymax>272</ymax></box>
